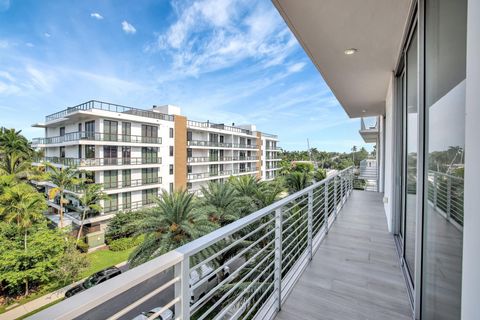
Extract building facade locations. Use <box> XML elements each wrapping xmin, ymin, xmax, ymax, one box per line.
<box><xmin>31</xmin><ymin>101</ymin><xmax>280</xmax><ymax>237</ymax></box>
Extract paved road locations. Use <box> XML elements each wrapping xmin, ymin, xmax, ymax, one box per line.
<box><xmin>74</xmin><ymin>269</ymin><xmax>174</xmax><ymax>320</ymax></box>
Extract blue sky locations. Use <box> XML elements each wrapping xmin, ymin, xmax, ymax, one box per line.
<box><xmin>0</xmin><ymin>0</ymin><xmax>373</xmax><ymax>152</ymax></box>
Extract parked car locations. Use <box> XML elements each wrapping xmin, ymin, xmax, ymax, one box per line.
<box><xmin>65</xmin><ymin>266</ymin><xmax>122</xmax><ymax>298</ymax></box>
<box><xmin>131</xmin><ymin>308</ymin><xmax>173</xmax><ymax>320</ymax></box>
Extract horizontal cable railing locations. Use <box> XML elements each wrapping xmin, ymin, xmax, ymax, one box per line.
<box><xmin>32</xmin><ymin>167</ymin><xmax>354</xmax><ymax>320</ymax></box>
<box><xmin>427</xmin><ymin>170</ymin><xmax>464</xmax><ymax>229</ymax></box>
<box><xmin>36</xmin><ymin>157</ymin><xmax>162</xmax><ymax>167</ymax></box>
<box><xmin>45</xmin><ymin>100</ymin><xmax>174</xmax><ymax>122</ymax></box>
<box><xmin>32</xmin><ymin>131</ymin><xmax>162</xmax><ymax>145</ymax></box>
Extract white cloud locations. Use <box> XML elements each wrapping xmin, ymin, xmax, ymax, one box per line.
<box><xmin>122</xmin><ymin>21</ymin><xmax>136</xmax><ymax>34</ymax></box>
<box><xmin>44</xmin><ymin>32</ymin><xmax>51</xmax><ymax>38</ymax></box>
<box><xmin>90</xmin><ymin>12</ymin><xmax>103</xmax><ymax>20</ymax></box>
<box><xmin>287</xmin><ymin>62</ymin><xmax>306</xmax><ymax>74</ymax></box>
<box><xmin>0</xmin><ymin>39</ymin><xmax>8</xmax><ymax>48</ymax></box>
<box><xmin>26</xmin><ymin>42</ymin><xmax>34</xmax><ymax>47</ymax></box>
<box><xmin>148</xmin><ymin>0</ymin><xmax>297</xmax><ymax>77</ymax></box>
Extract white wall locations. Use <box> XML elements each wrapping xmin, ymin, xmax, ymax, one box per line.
<box><xmin>383</xmin><ymin>75</ymin><xmax>394</xmax><ymax>232</ymax></box>
<box><xmin>461</xmin><ymin>0</ymin><xmax>480</xmax><ymax>318</ymax></box>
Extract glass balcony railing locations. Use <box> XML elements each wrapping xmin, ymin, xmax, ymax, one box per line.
<box><xmin>32</xmin><ymin>168</ymin><xmax>354</xmax><ymax>320</ymax></box>
<box><xmin>187</xmin><ymin>156</ymin><xmax>258</xmax><ymax>163</ymax></box>
<box><xmin>45</xmin><ymin>100</ymin><xmax>174</xmax><ymax>122</ymax></box>
<box><xmin>36</xmin><ymin>157</ymin><xmax>162</xmax><ymax>167</ymax></box>
<box><xmin>187</xmin><ymin>120</ymin><xmax>254</xmax><ymax>135</ymax></box>
<box><xmin>187</xmin><ymin>140</ymin><xmax>257</xmax><ymax>149</ymax></box>
<box><xmin>32</xmin><ymin>131</ymin><xmax>162</xmax><ymax>145</ymax></box>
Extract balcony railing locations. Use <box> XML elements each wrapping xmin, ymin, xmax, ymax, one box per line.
<box><xmin>187</xmin><ymin>120</ymin><xmax>254</xmax><ymax>135</ymax></box>
<box><xmin>187</xmin><ymin>140</ymin><xmax>257</xmax><ymax>149</ymax></box>
<box><xmin>187</xmin><ymin>156</ymin><xmax>258</xmax><ymax>163</ymax></box>
<box><xmin>32</xmin><ymin>131</ymin><xmax>162</xmax><ymax>145</ymax></box>
<box><xmin>188</xmin><ymin>167</ymin><xmax>259</xmax><ymax>181</ymax></box>
<box><xmin>45</xmin><ymin>100</ymin><xmax>174</xmax><ymax>122</ymax></box>
<box><xmin>37</xmin><ymin>157</ymin><xmax>162</xmax><ymax>167</ymax></box>
<box><xmin>266</xmin><ymin>147</ymin><xmax>282</xmax><ymax>151</ymax></box>
<box><xmin>32</xmin><ymin>167</ymin><xmax>353</xmax><ymax>320</ymax></box>
<box><xmin>427</xmin><ymin>170</ymin><xmax>464</xmax><ymax>228</ymax></box>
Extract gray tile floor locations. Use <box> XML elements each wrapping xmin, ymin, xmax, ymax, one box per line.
<box><xmin>275</xmin><ymin>191</ymin><xmax>413</xmax><ymax>320</ymax></box>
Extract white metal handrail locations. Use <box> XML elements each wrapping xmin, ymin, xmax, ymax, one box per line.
<box><xmin>31</xmin><ymin>167</ymin><xmax>354</xmax><ymax>320</ymax></box>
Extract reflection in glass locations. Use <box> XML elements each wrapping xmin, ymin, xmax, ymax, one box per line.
<box><xmin>423</xmin><ymin>0</ymin><xmax>466</xmax><ymax>318</ymax></box>
<box><xmin>404</xmin><ymin>28</ymin><xmax>418</xmax><ymax>283</ymax></box>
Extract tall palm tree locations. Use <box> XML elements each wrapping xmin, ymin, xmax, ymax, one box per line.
<box><xmin>229</xmin><ymin>175</ymin><xmax>261</xmax><ymax>198</ymax></box>
<box><xmin>285</xmin><ymin>171</ymin><xmax>312</xmax><ymax>194</ymax></box>
<box><xmin>0</xmin><ymin>128</ymin><xmax>32</xmax><ymax>156</ymax></box>
<box><xmin>76</xmin><ymin>183</ymin><xmax>109</xmax><ymax>244</ymax></box>
<box><xmin>0</xmin><ymin>183</ymin><xmax>46</xmax><ymax>295</ymax></box>
<box><xmin>128</xmin><ymin>190</ymin><xmax>216</xmax><ymax>267</ymax></box>
<box><xmin>351</xmin><ymin>145</ymin><xmax>358</xmax><ymax>164</ymax></box>
<box><xmin>0</xmin><ymin>151</ymin><xmax>32</xmax><ymax>177</ymax></box>
<box><xmin>254</xmin><ymin>180</ymin><xmax>285</xmax><ymax>208</ymax></box>
<box><xmin>199</xmin><ymin>182</ymin><xmax>252</xmax><ymax>225</ymax></box>
<box><xmin>45</xmin><ymin>163</ymin><xmax>82</xmax><ymax>228</ymax></box>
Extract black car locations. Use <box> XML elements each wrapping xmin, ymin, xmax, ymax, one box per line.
<box><xmin>65</xmin><ymin>266</ymin><xmax>122</xmax><ymax>298</ymax></box>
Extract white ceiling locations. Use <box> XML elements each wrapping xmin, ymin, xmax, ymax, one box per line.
<box><xmin>272</xmin><ymin>0</ymin><xmax>412</xmax><ymax>118</ymax></box>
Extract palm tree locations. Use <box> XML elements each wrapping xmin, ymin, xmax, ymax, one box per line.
<box><xmin>76</xmin><ymin>183</ymin><xmax>109</xmax><ymax>244</ymax></box>
<box><xmin>229</xmin><ymin>175</ymin><xmax>261</xmax><ymax>198</ymax></box>
<box><xmin>0</xmin><ymin>183</ymin><xmax>46</xmax><ymax>295</ymax></box>
<box><xmin>0</xmin><ymin>151</ymin><xmax>32</xmax><ymax>177</ymax></box>
<box><xmin>351</xmin><ymin>145</ymin><xmax>358</xmax><ymax>164</ymax></box>
<box><xmin>45</xmin><ymin>163</ymin><xmax>82</xmax><ymax>228</ymax></box>
<box><xmin>128</xmin><ymin>190</ymin><xmax>216</xmax><ymax>267</ymax></box>
<box><xmin>285</xmin><ymin>171</ymin><xmax>312</xmax><ymax>194</ymax></box>
<box><xmin>199</xmin><ymin>182</ymin><xmax>253</xmax><ymax>225</ymax></box>
<box><xmin>254</xmin><ymin>180</ymin><xmax>285</xmax><ymax>207</ymax></box>
<box><xmin>0</xmin><ymin>128</ymin><xmax>32</xmax><ymax>156</ymax></box>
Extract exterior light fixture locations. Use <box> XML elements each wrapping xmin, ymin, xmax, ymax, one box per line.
<box><xmin>344</xmin><ymin>48</ymin><xmax>358</xmax><ymax>55</ymax></box>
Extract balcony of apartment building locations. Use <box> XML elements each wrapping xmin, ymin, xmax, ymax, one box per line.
<box><xmin>32</xmin><ymin>168</ymin><xmax>414</xmax><ymax>320</ymax></box>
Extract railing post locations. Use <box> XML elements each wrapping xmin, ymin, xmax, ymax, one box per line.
<box><xmin>175</xmin><ymin>256</ymin><xmax>190</xmax><ymax>319</ymax></box>
<box><xmin>324</xmin><ymin>182</ymin><xmax>329</xmax><ymax>234</ymax></box>
<box><xmin>341</xmin><ymin>175</ymin><xmax>345</xmax><ymax>205</ymax></box>
<box><xmin>307</xmin><ymin>190</ymin><xmax>313</xmax><ymax>261</ymax></box>
<box><xmin>334</xmin><ymin>177</ymin><xmax>338</xmax><ymax>218</ymax></box>
<box><xmin>446</xmin><ymin>175</ymin><xmax>452</xmax><ymax>220</ymax></box>
<box><xmin>433</xmin><ymin>172</ymin><xmax>438</xmax><ymax>210</ymax></box>
<box><xmin>274</xmin><ymin>207</ymin><xmax>283</xmax><ymax>311</ymax></box>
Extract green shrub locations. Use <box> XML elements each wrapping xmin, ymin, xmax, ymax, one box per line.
<box><xmin>108</xmin><ymin>235</ymin><xmax>144</xmax><ymax>252</ymax></box>
<box><xmin>76</xmin><ymin>239</ymin><xmax>89</xmax><ymax>253</ymax></box>
<box><xmin>105</xmin><ymin>211</ymin><xmax>147</xmax><ymax>242</ymax></box>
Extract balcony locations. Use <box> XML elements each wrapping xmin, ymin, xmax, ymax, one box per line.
<box><xmin>187</xmin><ymin>140</ymin><xmax>258</xmax><ymax>149</ymax></box>
<box><xmin>44</xmin><ymin>100</ymin><xmax>174</xmax><ymax>123</ymax></box>
<box><xmin>35</xmin><ymin>157</ymin><xmax>162</xmax><ymax>168</ymax></box>
<box><xmin>32</xmin><ymin>131</ymin><xmax>162</xmax><ymax>146</ymax></box>
<box><xmin>187</xmin><ymin>156</ymin><xmax>258</xmax><ymax>164</ymax></box>
<box><xmin>187</xmin><ymin>120</ymin><xmax>254</xmax><ymax>136</ymax></box>
<box><xmin>188</xmin><ymin>167</ymin><xmax>258</xmax><ymax>181</ymax></box>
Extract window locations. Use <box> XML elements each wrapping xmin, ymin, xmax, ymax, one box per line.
<box><xmin>122</xmin><ymin>169</ymin><xmax>131</xmax><ymax>187</ymax></box>
<box><xmin>220</xmin><ymin>135</ymin><xmax>224</xmax><ymax>143</ymax></box>
<box><xmin>142</xmin><ymin>147</ymin><xmax>158</xmax><ymax>164</ymax></box>
<box><xmin>59</xmin><ymin>146</ymin><xmax>65</xmax><ymax>158</ymax></box>
<box><xmin>122</xmin><ymin>192</ymin><xmax>131</xmax><ymax>210</ymax></box>
<box><xmin>104</xmin><ymin>194</ymin><xmax>118</xmax><ymax>213</ymax></box>
<box><xmin>169</xmin><ymin>146</ymin><xmax>174</xmax><ymax>157</ymax></box>
<box><xmin>187</xmin><ymin>131</ymin><xmax>192</xmax><ymax>141</ymax></box>
<box><xmin>209</xmin><ymin>149</ymin><xmax>218</xmax><ymax>161</ymax></box>
<box><xmin>187</xmin><ymin>165</ymin><xmax>192</xmax><ymax>174</ymax></box>
<box><xmin>187</xmin><ymin>148</ymin><xmax>192</xmax><ymax>157</ymax></box>
<box><xmin>122</xmin><ymin>122</ymin><xmax>131</xmax><ymax>142</ymax></box>
<box><xmin>104</xmin><ymin>146</ymin><xmax>118</xmax><ymax>165</ymax></box>
<box><xmin>122</xmin><ymin>147</ymin><xmax>131</xmax><ymax>165</ymax></box>
<box><xmin>142</xmin><ymin>125</ymin><xmax>158</xmax><ymax>143</ymax></box>
<box><xmin>169</xmin><ymin>183</ymin><xmax>173</xmax><ymax>193</ymax></box>
<box><xmin>142</xmin><ymin>168</ymin><xmax>158</xmax><ymax>184</ymax></box>
<box><xmin>104</xmin><ymin>120</ymin><xmax>118</xmax><ymax>141</ymax></box>
<box><xmin>169</xmin><ymin>127</ymin><xmax>174</xmax><ymax>138</ymax></box>
<box><xmin>169</xmin><ymin>164</ymin><xmax>174</xmax><ymax>175</ymax></box>
<box><xmin>85</xmin><ymin>171</ymin><xmax>95</xmax><ymax>183</ymax></box>
<box><xmin>85</xmin><ymin>145</ymin><xmax>95</xmax><ymax>159</ymax></box>
<box><xmin>104</xmin><ymin>170</ymin><xmax>118</xmax><ymax>189</ymax></box>
<box><xmin>59</xmin><ymin>127</ymin><xmax>65</xmax><ymax>136</ymax></box>
<box><xmin>210</xmin><ymin>164</ymin><xmax>218</xmax><ymax>176</ymax></box>
<box><xmin>85</xmin><ymin>120</ymin><xmax>95</xmax><ymax>139</ymax></box>
<box><xmin>78</xmin><ymin>123</ymin><xmax>82</xmax><ymax>132</ymax></box>
<box><xmin>142</xmin><ymin>188</ymin><xmax>158</xmax><ymax>205</ymax></box>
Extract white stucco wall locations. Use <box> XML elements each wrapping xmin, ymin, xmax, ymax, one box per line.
<box><xmin>383</xmin><ymin>75</ymin><xmax>394</xmax><ymax>232</ymax></box>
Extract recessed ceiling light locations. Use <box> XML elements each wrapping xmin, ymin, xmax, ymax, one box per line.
<box><xmin>344</xmin><ymin>48</ymin><xmax>358</xmax><ymax>55</ymax></box>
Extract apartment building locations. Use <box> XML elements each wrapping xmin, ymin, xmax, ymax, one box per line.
<box><xmin>31</xmin><ymin>100</ymin><xmax>280</xmax><ymax>239</ymax></box>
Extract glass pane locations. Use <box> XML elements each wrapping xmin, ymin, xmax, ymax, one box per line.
<box><xmin>423</xmin><ymin>0</ymin><xmax>466</xmax><ymax>318</ymax></box>
<box><xmin>404</xmin><ymin>28</ymin><xmax>418</xmax><ymax>282</ymax></box>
